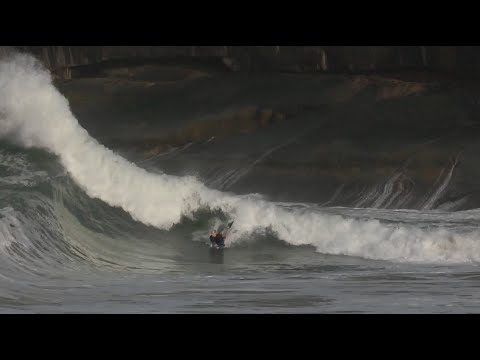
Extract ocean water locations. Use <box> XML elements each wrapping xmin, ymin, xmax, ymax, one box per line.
<box><xmin>1</xmin><ymin>53</ymin><xmax>480</xmax><ymax>313</ymax></box>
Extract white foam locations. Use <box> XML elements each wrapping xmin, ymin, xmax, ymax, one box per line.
<box><xmin>2</xmin><ymin>52</ymin><xmax>480</xmax><ymax>264</ymax></box>
<box><xmin>0</xmin><ymin>151</ymin><xmax>48</xmax><ymax>186</ymax></box>
<box><xmin>0</xmin><ymin>54</ymin><xmax>229</xmax><ymax>228</ymax></box>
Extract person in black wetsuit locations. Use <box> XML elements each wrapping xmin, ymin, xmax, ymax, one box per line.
<box><xmin>209</xmin><ymin>229</ymin><xmax>225</xmax><ymax>248</ymax></box>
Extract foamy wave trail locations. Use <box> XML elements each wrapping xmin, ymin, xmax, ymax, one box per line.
<box><xmin>2</xmin><ymin>52</ymin><xmax>480</xmax><ymax>264</ymax></box>
<box><xmin>0</xmin><ymin>53</ymin><xmax>232</xmax><ymax>229</ymax></box>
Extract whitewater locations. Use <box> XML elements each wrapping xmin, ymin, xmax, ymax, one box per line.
<box><xmin>1</xmin><ymin>52</ymin><xmax>480</xmax><ymax>313</ymax></box>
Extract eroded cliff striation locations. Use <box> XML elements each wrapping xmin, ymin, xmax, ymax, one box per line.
<box><xmin>2</xmin><ymin>46</ymin><xmax>480</xmax><ymax>79</ymax></box>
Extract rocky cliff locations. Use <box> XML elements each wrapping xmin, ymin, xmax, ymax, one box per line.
<box><xmin>2</xmin><ymin>46</ymin><xmax>480</xmax><ymax>79</ymax></box>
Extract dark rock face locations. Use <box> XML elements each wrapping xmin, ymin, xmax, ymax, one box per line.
<box><xmin>2</xmin><ymin>46</ymin><xmax>480</xmax><ymax>79</ymax></box>
<box><xmin>54</xmin><ymin>66</ymin><xmax>480</xmax><ymax>211</ymax></box>
<box><xmin>4</xmin><ymin>46</ymin><xmax>480</xmax><ymax>210</ymax></box>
